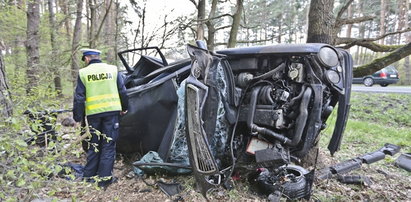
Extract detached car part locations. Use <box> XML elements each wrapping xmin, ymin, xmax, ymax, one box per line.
<box><xmin>251</xmin><ymin>165</ymin><xmax>313</xmax><ymax>200</ymax></box>
<box><xmin>317</xmin><ymin>143</ymin><xmax>401</xmax><ymax>180</ymax></box>
<box><xmin>395</xmin><ymin>153</ymin><xmax>411</xmax><ymax>172</ymax></box>
<box><xmin>336</xmin><ymin>175</ymin><xmax>372</xmax><ymax>186</ymax></box>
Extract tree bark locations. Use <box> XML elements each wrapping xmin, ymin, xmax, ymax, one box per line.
<box><xmin>401</xmin><ymin>0</ymin><xmax>410</xmax><ymax>84</ymax></box>
<box><xmin>71</xmin><ymin>0</ymin><xmax>83</xmax><ymax>84</ymax></box>
<box><xmin>48</xmin><ymin>0</ymin><xmax>62</xmax><ymax>96</ymax></box>
<box><xmin>26</xmin><ymin>0</ymin><xmax>41</xmax><ymax>94</ymax></box>
<box><xmin>88</xmin><ymin>0</ymin><xmax>97</xmax><ymax>48</ymax></box>
<box><xmin>227</xmin><ymin>0</ymin><xmax>243</xmax><ymax>48</ymax></box>
<box><xmin>196</xmin><ymin>0</ymin><xmax>205</xmax><ymax>40</ymax></box>
<box><xmin>205</xmin><ymin>0</ymin><xmax>218</xmax><ymax>50</ymax></box>
<box><xmin>104</xmin><ymin>0</ymin><xmax>115</xmax><ymax>63</ymax></box>
<box><xmin>306</xmin><ymin>0</ymin><xmax>335</xmax><ymax>44</ymax></box>
<box><xmin>346</xmin><ymin>4</ymin><xmax>352</xmax><ymax>39</ymax></box>
<box><xmin>379</xmin><ymin>0</ymin><xmax>386</xmax><ymax>45</ymax></box>
<box><xmin>114</xmin><ymin>0</ymin><xmax>120</xmax><ymax>62</ymax></box>
<box><xmin>0</xmin><ymin>44</ymin><xmax>13</xmax><ymax>117</ymax></box>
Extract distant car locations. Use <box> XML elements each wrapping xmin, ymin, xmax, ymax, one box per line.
<box><xmin>353</xmin><ymin>66</ymin><xmax>399</xmax><ymax>87</ymax></box>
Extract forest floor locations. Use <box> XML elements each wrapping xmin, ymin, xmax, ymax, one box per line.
<box><xmin>29</xmin><ymin>92</ymin><xmax>411</xmax><ymax>201</ymax></box>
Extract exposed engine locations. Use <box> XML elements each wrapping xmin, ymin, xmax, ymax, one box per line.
<box><xmin>230</xmin><ymin>53</ymin><xmax>343</xmax><ymax>167</ymax></box>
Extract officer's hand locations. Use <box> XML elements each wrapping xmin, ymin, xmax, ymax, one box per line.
<box><xmin>120</xmin><ymin>110</ymin><xmax>128</xmax><ymax>116</ymax></box>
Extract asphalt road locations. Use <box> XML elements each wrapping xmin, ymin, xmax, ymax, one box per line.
<box><xmin>351</xmin><ymin>84</ymin><xmax>411</xmax><ymax>94</ymax></box>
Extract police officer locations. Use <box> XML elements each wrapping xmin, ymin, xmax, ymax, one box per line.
<box><xmin>73</xmin><ymin>48</ymin><xmax>128</xmax><ymax>187</ymax></box>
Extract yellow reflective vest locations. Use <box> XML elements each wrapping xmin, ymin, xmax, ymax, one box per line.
<box><xmin>79</xmin><ymin>63</ymin><xmax>121</xmax><ymax>116</ymax></box>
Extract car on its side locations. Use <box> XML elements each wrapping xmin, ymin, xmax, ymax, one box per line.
<box><xmin>116</xmin><ymin>42</ymin><xmax>353</xmax><ymax>199</ymax></box>
<box><xmin>353</xmin><ymin>66</ymin><xmax>399</xmax><ymax>87</ymax></box>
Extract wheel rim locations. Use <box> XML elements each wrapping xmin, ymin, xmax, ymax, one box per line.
<box><xmin>364</xmin><ymin>78</ymin><xmax>373</xmax><ymax>86</ymax></box>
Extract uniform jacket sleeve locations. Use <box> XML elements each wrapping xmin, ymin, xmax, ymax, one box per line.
<box><xmin>117</xmin><ymin>72</ymin><xmax>129</xmax><ymax>111</ymax></box>
<box><xmin>73</xmin><ymin>76</ymin><xmax>86</xmax><ymax>122</ymax></box>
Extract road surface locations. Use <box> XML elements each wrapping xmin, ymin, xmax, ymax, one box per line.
<box><xmin>351</xmin><ymin>85</ymin><xmax>411</xmax><ymax>94</ymax></box>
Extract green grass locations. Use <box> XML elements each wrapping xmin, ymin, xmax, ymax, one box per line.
<box><xmin>321</xmin><ymin>92</ymin><xmax>411</xmax><ymax>158</ymax></box>
<box><xmin>314</xmin><ymin>92</ymin><xmax>411</xmax><ymax>201</ymax></box>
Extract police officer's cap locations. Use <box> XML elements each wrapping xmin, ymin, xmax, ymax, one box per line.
<box><xmin>80</xmin><ymin>48</ymin><xmax>101</xmax><ymax>61</ymax></box>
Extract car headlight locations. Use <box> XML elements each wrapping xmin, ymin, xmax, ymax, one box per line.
<box><xmin>317</xmin><ymin>47</ymin><xmax>339</xmax><ymax>68</ymax></box>
<box><xmin>326</xmin><ymin>70</ymin><xmax>340</xmax><ymax>84</ymax></box>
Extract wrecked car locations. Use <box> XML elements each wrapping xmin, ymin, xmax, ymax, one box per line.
<box><xmin>116</xmin><ymin>41</ymin><xmax>353</xmax><ymax>199</ymax></box>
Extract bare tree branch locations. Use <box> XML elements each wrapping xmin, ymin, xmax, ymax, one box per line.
<box><xmin>336</xmin><ymin>15</ymin><xmax>375</xmax><ymax>26</ymax></box>
<box><xmin>90</xmin><ymin>0</ymin><xmax>113</xmax><ymax>46</ymax></box>
<box><xmin>338</xmin><ymin>41</ymin><xmax>402</xmax><ymax>52</ymax></box>
<box><xmin>353</xmin><ymin>42</ymin><xmax>411</xmax><ymax>76</ymax></box>
<box><xmin>214</xmin><ymin>36</ymin><xmax>275</xmax><ymax>46</ymax></box>
<box><xmin>215</xmin><ymin>25</ymin><xmax>232</xmax><ymax>31</ymax></box>
<box><xmin>189</xmin><ymin>0</ymin><xmax>198</xmax><ymax>8</ymax></box>
<box><xmin>335</xmin><ymin>0</ymin><xmax>354</xmax><ymax>23</ymax></box>
<box><xmin>336</xmin><ymin>27</ymin><xmax>411</xmax><ymax>49</ymax></box>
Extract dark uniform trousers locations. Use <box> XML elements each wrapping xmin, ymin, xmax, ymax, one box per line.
<box><xmin>83</xmin><ymin>114</ymin><xmax>119</xmax><ymax>185</ymax></box>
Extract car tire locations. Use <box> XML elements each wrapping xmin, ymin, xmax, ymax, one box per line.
<box><xmin>281</xmin><ymin>165</ymin><xmax>309</xmax><ymax>200</ymax></box>
<box><xmin>380</xmin><ymin>83</ymin><xmax>389</xmax><ymax>87</ymax></box>
<box><xmin>363</xmin><ymin>77</ymin><xmax>374</xmax><ymax>87</ymax></box>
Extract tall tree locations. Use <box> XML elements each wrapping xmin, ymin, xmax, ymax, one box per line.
<box><xmin>48</xmin><ymin>0</ymin><xmax>62</xmax><ymax>96</ymax></box>
<box><xmin>71</xmin><ymin>0</ymin><xmax>83</xmax><ymax>83</ymax></box>
<box><xmin>306</xmin><ymin>0</ymin><xmax>334</xmax><ymax>44</ymax></box>
<box><xmin>88</xmin><ymin>0</ymin><xmax>97</xmax><ymax>48</ymax></box>
<box><xmin>379</xmin><ymin>0</ymin><xmax>387</xmax><ymax>45</ymax></box>
<box><xmin>399</xmin><ymin>0</ymin><xmax>410</xmax><ymax>84</ymax></box>
<box><xmin>205</xmin><ymin>0</ymin><xmax>218</xmax><ymax>50</ymax></box>
<box><xmin>59</xmin><ymin>0</ymin><xmax>72</xmax><ymax>46</ymax></box>
<box><xmin>195</xmin><ymin>0</ymin><xmax>206</xmax><ymax>40</ymax></box>
<box><xmin>0</xmin><ymin>41</ymin><xmax>13</xmax><ymax>117</ymax></box>
<box><xmin>104</xmin><ymin>0</ymin><xmax>116</xmax><ymax>63</ymax></box>
<box><xmin>307</xmin><ymin>0</ymin><xmax>411</xmax><ymax>76</ymax></box>
<box><xmin>26</xmin><ymin>0</ymin><xmax>41</xmax><ymax>94</ymax></box>
<box><xmin>227</xmin><ymin>0</ymin><xmax>244</xmax><ymax>48</ymax></box>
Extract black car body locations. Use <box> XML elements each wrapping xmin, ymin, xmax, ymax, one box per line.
<box><xmin>353</xmin><ymin>66</ymin><xmax>399</xmax><ymax>87</ymax></box>
<box><xmin>117</xmin><ymin>42</ymin><xmax>353</xmax><ymax>198</ymax></box>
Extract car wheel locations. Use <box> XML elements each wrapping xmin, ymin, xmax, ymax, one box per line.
<box><xmin>380</xmin><ymin>83</ymin><xmax>389</xmax><ymax>87</ymax></box>
<box><xmin>363</xmin><ymin>77</ymin><xmax>374</xmax><ymax>87</ymax></box>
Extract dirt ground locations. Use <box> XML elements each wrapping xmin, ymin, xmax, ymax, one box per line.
<box><xmin>42</xmin><ymin>112</ymin><xmax>410</xmax><ymax>202</ymax></box>
<box><xmin>56</xmin><ymin>148</ymin><xmax>409</xmax><ymax>202</ymax></box>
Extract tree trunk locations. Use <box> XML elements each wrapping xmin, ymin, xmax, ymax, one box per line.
<box><xmin>306</xmin><ymin>0</ymin><xmax>335</xmax><ymax>44</ymax></box>
<box><xmin>227</xmin><ymin>0</ymin><xmax>243</xmax><ymax>48</ymax></box>
<box><xmin>196</xmin><ymin>0</ymin><xmax>206</xmax><ymax>40</ymax></box>
<box><xmin>59</xmin><ymin>0</ymin><xmax>72</xmax><ymax>46</ymax></box>
<box><xmin>114</xmin><ymin>0</ymin><xmax>120</xmax><ymax>62</ymax></box>
<box><xmin>88</xmin><ymin>0</ymin><xmax>97</xmax><ymax>48</ymax></box>
<box><xmin>26</xmin><ymin>0</ymin><xmax>41</xmax><ymax>94</ymax></box>
<box><xmin>48</xmin><ymin>0</ymin><xmax>62</xmax><ymax>96</ymax></box>
<box><xmin>379</xmin><ymin>0</ymin><xmax>386</xmax><ymax>45</ymax></box>
<box><xmin>71</xmin><ymin>0</ymin><xmax>83</xmax><ymax>84</ymax></box>
<box><xmin>346</xmin><ymin>4</ymin><xmax>353</xmax><ymax>39</ymax></box>
<box><xmin>402</xmin><ymin>1</ymin><xmax>411</xmax><ymax>85</ymax></box>
<box><xmin>397</xmin><ymin>0</ymin><xmax>407</xmax><ymax>43</ymax></box>
<box><xmin>355</xmin><ymin>1</ymin><xmax>365</xmax><ymax>64</ymax></box>
<box><xmin>0</xmin><ymin>45</ymin><xmax>13</xmax><ymax>117</ymax></box>
<box><xmin>104</xmin><ymin>0</ymin><xmax>115</xmax><ymax>63</ymax></box>
<box><xmin>206</xmin><ymin>0</ymin><xmax>218</xmax><ymax>50</ymax></box>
